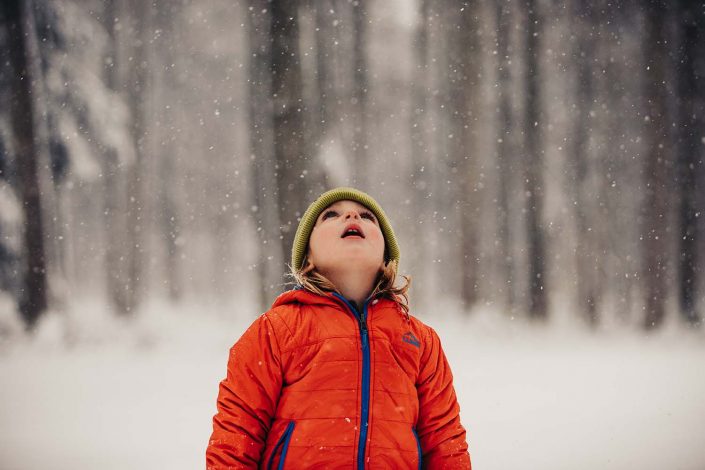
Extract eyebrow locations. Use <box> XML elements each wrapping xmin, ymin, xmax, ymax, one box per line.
<box><xmin>320</xmin><ymin>206</ymin><xmax>376</xmax><ymax>219</ymax></box>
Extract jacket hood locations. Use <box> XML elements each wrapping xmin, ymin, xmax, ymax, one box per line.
<box><xmin>271</xmin><ymin>287</ymin><xmax>337</xmax><ymax>309</ymax></box>
<box><xmin>271</xmin><ymin>286</ymin><xmax>400</xmax><ymax>314</ymax></box>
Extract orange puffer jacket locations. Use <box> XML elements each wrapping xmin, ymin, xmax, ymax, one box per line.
<box><xmin>206</xmin><ymin>288</ymin><xmax>471</xmax><ymax>469</ymax></box>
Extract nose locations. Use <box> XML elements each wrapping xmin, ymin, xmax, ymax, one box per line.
<box><xmin>344</xmin><ymin>209</ymin><xmax>361</xmax><ymax>220</ymax></box>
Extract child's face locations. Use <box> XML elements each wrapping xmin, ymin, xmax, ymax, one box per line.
<box><xmin>307</xmin><ymin>200</ymin><xmax>386</xmax><ymax>276</ymax></box>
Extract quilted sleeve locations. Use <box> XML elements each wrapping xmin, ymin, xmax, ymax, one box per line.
<box><xmin>206</xmin><ymin>313</ymin><xmax>283</xmax><ymax>469</ymax></box>
<box><xmin>416</xmin><ymin>326</ymin><xmax>471</xmax><ymax>469</ymax></box>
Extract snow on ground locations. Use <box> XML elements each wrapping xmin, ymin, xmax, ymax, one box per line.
<box><xmin>1</xmin><ymin>297</ymin><xmax>704</xmax><ymax>470</ymax></box>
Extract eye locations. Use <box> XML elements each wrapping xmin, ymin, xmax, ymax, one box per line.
<box><xmin>361</xmin><ymin>212</ymin><xmax>376</xmax><ymax>222</ymax></box>
<box><xmin>322</xmin><ymin>210</ymin><xmax>338</xmax><ymax>220</ymax></box>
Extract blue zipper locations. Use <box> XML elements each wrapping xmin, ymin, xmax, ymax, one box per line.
<box><xmin>267</xmin><ymin>421</ymin><xmax>295</xmax><ymax>470</ymax></box>
<box><xmin>412</xmin><ymin>427</ymin><xmax>423</xmax><ymax>470</ymax></box>
<box><xmin>332</xmin><ymin>293</ymin><xmax>372</xmax><ymax>470</ymax></box>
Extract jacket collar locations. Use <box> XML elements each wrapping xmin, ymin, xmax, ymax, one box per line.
<box><xmin>271</xmin><ymin>286</ymin><xmax>397</xmax><ymax>313</ymax></box>
<box><xmin>271</xmin><ymin>287</ymin><xmax>340</xmax><ymax>309</ymax></box>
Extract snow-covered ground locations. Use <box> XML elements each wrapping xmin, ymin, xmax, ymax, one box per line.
<box><xmin>1</xmin><ymin>298</ymin><xmax>704</xmax><ymax>470</ymax></box>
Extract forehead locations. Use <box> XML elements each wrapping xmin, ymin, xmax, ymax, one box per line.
<box><xmin>325</xmin><ymin>200</ymin><xmax>370</xmax><ymax>212</ymax></box>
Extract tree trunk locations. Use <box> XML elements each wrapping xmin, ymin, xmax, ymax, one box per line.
<box><xmin>102</xmin><ymin>0</ymin><xmax>131</xmax><ymax>315</ymax></box>
<box><xmin>447</xmin><ymin>1</ymin><xmax>482</xmax><ymax>311</ymax></box>
<box><xmin>409</xmin><ymin>0</ymin><xmax>431</xmax><ymax>308</ymax></box>
<box><xmin>315</xmin><ymin>0</ymin><xmax>336</xmax><ymax>142</ymax></box>
<box><xmin>594</xmin><ymin>1</ymin><xmax>633</xmax><ymax>323</ymax></box>
<box><xmin>154</xmin><ymin>0</ymin><xmax>184</xmax><ymax>302</ymax></box>
<box><xmin>271</xmin><ymin>0</ymin><xmax>310</xmax><ymax>280</ymax></box>
<box><xmin>675</xmin><ymin>0</ymin><xmax>702</xmax><ymax>326</ymax></box>
<box><xmin>523</xmin><ymin>0</ymin><xmax>547</xmax><ymax>320</ymax></box>
<box><xmin>569</xmin><ymin>1</ymin><xmax>601</xmax><ymax>326</ymax></box>
<box><xmin>494</xmin><ymin>0</ymin><xmax>516</xmax><ymax>312</ymax></box>
<box><xmin>31</xmin><ymin>3</ymin><xmax>70</xmax><ymax>311</ymax></box>
<box><xmin>247</xmin><ymin>0</ymin><xmax>284</xmax><ymax>312</ymax></box>
<box><xmin>124</xmin><ymin>0</ymin><xmax>151</xmax><ymax>315</ymax></box>
<box><xmin>428</xmin><ymin>1</ymin><xmax>459</xmax><ymax>300</ymax></box>
<box><xmin>351</xmin><ymin>0</ymin><xmax>369</xmax><ymax>189</ymax></box>
<box><xmin>3</xmin><ymin>0</ymin><xmax>48</xmax><ymax>329</ymax></box>
<box><xmin>641</xmin><ymin>1</ymin><xmax>671</xmax><ymax>330</ymax></box>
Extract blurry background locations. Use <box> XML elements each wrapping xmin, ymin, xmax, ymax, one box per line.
<box><xmin>0</xmin><ymin>0</ymin><xmax>704</xmax><ymax>469</ymax></box>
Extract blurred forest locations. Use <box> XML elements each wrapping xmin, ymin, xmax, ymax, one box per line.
<box><xmin>0</xmin><ymin>0</ymin><xmax>703</xmax><ymax>333</ymax></box>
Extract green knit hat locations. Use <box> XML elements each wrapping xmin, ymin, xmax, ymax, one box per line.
<box><xmin>291</xmin><ymin>187</ymin><xmax>400</xmax><ymax>272</ymax></box>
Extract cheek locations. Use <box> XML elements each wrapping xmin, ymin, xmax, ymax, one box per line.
<box><xmin>308</xmin><ymin>228</ymin><xmax>334</xmax><ymax>257</ymax></box>
<box><xmin>369</xmin><ymin>230</ymin><xmax>386</xmax><ymax>254</ymax></box>
<box><xmin>308</xmin><ymin>233</ymin><xmax>322</xmax><ymax>256</ymax></box>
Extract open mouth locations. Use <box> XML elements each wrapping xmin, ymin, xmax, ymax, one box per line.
<box><xmin>341</xmin><ymin>224</ymin><xmax>365</xmax><ymax>239</ymax></box>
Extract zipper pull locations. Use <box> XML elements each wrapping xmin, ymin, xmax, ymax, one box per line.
<box><xmin>360</xmin><ymin>314</ymin><xmax>368</xmax><ymax>348</ymax></box>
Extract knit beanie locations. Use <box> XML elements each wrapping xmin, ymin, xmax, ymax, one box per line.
<box><xmin>291</xmin><ymin>187</ymin><xmax>400</xmax><ymax>272</ymax></box>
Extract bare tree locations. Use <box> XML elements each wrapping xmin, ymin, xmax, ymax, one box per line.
<box><xmin>674</xmin><ymin>0</ymin><xmax>703</xmax><ymax>326</ymax></box>
<box><xmin>314</xmin><ymin>0</ymin><xmax>337</xmax><ymax>144</ymax></box>
<box><xmin>567</xmin><ymin>0</ymin><xmax>602</xmax><ymax>326</ymax></box>
<box><xmin>522</xmin><ymin>0</ymin><xmax>547</xmax><ymax>319</ymax></box>
<box><xmin>2</xmin><ymin>0</ymin><xmax>48</xmax><ymax>329</ymax></box>
<box><xmin>409</xmin><ymin>0</ymin><xmax>432</xmax><ymax>307</ymax></box>
<box><xmin>493</xmin><ymin>0</ymin><xmax>517</xmax><ymax>312</ymax></box>
<box><xmin>123</xmin><ymin>0</ymin><xmax>152</xmax><ymax>315</ymax></box>
<box><xmin>427</xmin><ymin>0</ymin><xmax>473</xmax><ymax>303</ymax></box>
<box><xmin>350</xmin><ymin>0</ymin><xmax>369</xmax><ymax>188</ymax></box>
<box><xmin>447</xmin><ymin>1</ymin><xmax>483</xmax><ymax>311</ymax></box>
<box><xmin>271</xmin><ymin>0</ymin><xmax>316</xmax><ymax>278</ymax></box>
<box><xmin>246</xmin><ymin>1</ymin><xmax>283</xmax><ymax>311</ymax></box>
<box><xmin>641</xmin><ymin>0</ymin><xmax>671</xmax><ymax>330</ymax></box>
<box><xmin>102</xmin><ymin>0</ymin><xmax>131</xmax><ymax>315</ymax></box>
<box><xmin>154</xmin><ymin>1</ymin><xmax>185</xmax><ymax>302</ymax></box>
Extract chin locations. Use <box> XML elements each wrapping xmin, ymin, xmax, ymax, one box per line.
<box><xmin>325</xmin><ymin>256</ymin><xmax>382</xmax><ymax>272</ymax></box>
<box><xmin>348</xmin><ymin>259</ymin><xmax>383</xmax><ymax>272</ymax></box>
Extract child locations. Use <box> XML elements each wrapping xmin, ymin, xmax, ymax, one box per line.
<box><xmin>206</xmin><ymin>187</ymin><xmax>471</xmax><ymax>469</ymax></box>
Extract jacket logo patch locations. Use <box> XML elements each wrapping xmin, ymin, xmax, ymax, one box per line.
<box><xmin>402</xmin><ymin>331</ymin><xmax>420</xmax><ymax>348</ymax></box>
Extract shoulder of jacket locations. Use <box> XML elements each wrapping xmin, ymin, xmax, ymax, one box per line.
<box><xmin>264</xmin><ymin>301</ymin><xmax>297</xmax><ymax>322</ymax></box>
<box><xmin>264</xmin><ymin>302</ymin><xmax>299</xmax><ymax>317</ymax></box>
<box><xmin>404</xmin><ymin>311</ymin><xmax>433</xmax><ymax>332</ymax></box>
<box><xmin>403</xmin><ymin>313</ymin><xmax>442</xmax><ymax>349</ymax></box>
<box><xmin>261</xmin><ymin>302</ymin><xmax>312</xmax><ymax>345</ymax></box>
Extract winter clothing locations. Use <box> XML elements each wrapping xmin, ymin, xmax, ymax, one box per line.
<box><xmin>291</xmin><ymin>187</ymin><xmax>401</xmax><ymax>272</ymax></box>
<box><xmin>206</xmin><ymin>288</ymin><xmax>471</xmax><ymax>469</ymax></box>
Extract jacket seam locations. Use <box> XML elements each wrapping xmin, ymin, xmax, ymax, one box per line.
<box><xmin>366</xmin><ymin>446</ymin><xmax>420</xmax><ymax>452</ymax></box>
<box><xmin>265</xmin><ymin>308</ymin><xmax>295</xmax><ymax>341</ymax></box>
<box><xmin>370</xmin><ymin>388</ymin><xmax>416</xmax><ymax>396</ymax></box>
<box><xmin>279</xmin><ymin>335</ymin><xmax>359</xmax><ymax>354</ymax></box>
<box><xmin>278</xmin><ymin>385</ymin><xmax>364</xmax><ymax>392</ymax></box>
<box><xmin>262</xmin><ymin>314</ymin><xmax>284</xmax><ymax>371</ymax></box>
<box><xmin>270</xmin><ymin>417</ymin><xmax>417</xmax><ymax>425</ymax></box>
